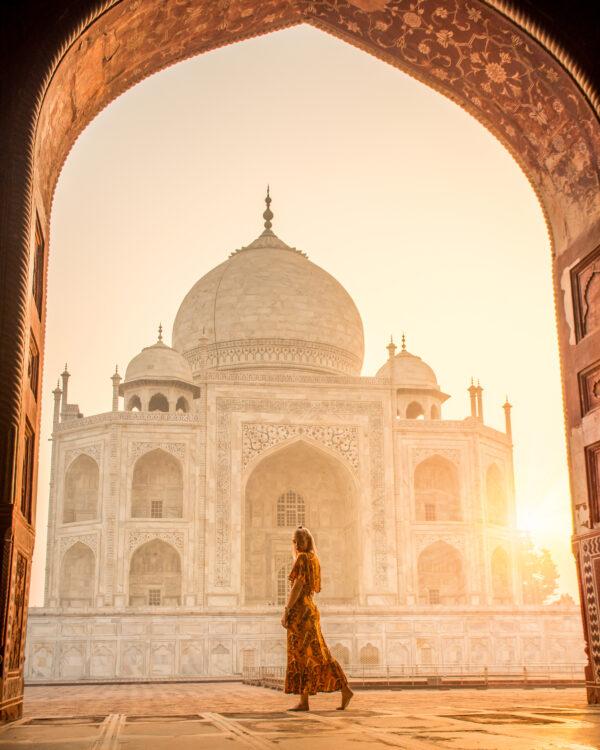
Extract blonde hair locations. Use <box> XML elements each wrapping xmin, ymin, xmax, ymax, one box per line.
<box><xmin>293</xmin><ymin>525</ymin><xmax>316</xmax><ymax>554</ymax></box>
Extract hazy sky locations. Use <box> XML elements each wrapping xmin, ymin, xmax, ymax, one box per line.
<box><xmin>30</xmin><ymin>25</ymin><xmax>575</xmax><ymax>605</ymax></box>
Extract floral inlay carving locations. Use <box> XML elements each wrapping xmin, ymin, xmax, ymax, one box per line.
<box><xmin>127</xmin><ymin>531</ymin><xmax>184</xmax><ymax>554</ymax></box>
<box><xmin>412</xmin><ymin>447</ymin><xmax>461</xmax><ymax>465</ymax></box>
<box><xmin>242</xmin><ymin>423</ymin><xmax>359</xmax><ymax>471</ymax></box>
<box><xmin>59</xmin><ymin>533</ymin><xmax>98</xmax><ymax>557</ymax></box>
<box><xmin>129</xmin><ymin>441</ymin><xmax>185</xmax><ymax>464</ymax></box>
<box><xmin>64</xmin><ymin>443</ymin><xmax>102</xmax><ymax>468</ymax></box>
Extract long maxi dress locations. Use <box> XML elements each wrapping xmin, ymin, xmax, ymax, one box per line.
<box><xmin>284</xmin><ymin>550</ymin><xmax>348</xmax><ymax>695</ymax></box>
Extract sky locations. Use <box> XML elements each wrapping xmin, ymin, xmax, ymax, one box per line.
<box><xmin>29</xmin><ymin>24</ymin><xmax>575</xmax><ymax>606</ymax></box>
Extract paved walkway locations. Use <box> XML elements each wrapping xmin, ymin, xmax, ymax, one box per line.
<box><xmin>0</xmin><ymin>684</ymin><xmax>597</xmax><ymax>748</ymax></box>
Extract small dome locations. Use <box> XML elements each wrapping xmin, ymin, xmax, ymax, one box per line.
<box><xmin>124</xmin><ymin>337</ymin><xmax>194</xmax><ymax>385</ymax></box>
<box><xmin>377</xmin><ymin>348</ymin><xmax>439</xmax><ymax>388</ymax></box>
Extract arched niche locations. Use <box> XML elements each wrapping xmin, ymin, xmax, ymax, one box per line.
<box><xmin>148</xmin><ymin>393</ymin><xmax>169</xmax><ymax>412</ymax></box>
<box><xmin>331</xmin><ymin>643</ymin><xmax>350</xmax><ymax>667</ymax></box>
<box><xmin>406</xmin><ymin>401</ymin><xmax>425</xmax><ymax>419</ymax></box>
<box><xmin>491</xmin><ymin>546</ymin><xmax>512</xmax><ymax>603</ymax></box>
<box><xmin>127</xmin><ymin>394</ymin><xmax>142</xmax><ymax>412</ymax></box>
<box><xmin>59</xmin><ymin>542</ymin><xmax>94</xmax><ymax>607</ymax></box>
<box><xmin>486</xmin><ymin>463</ymin><xmax>508</xmax><ymax>525</ymax></box>
<box><xmin>131</xmin><ymin>448</ymin><xmax>183</xmax><ymax>518</ymax></box>
<box><xmin>128</xmin><ymin>538</ymin><xmax>181</xmax><ymax>607</ymax></box>
<box><xmin>63</xmin><ymin>454</ymin><xmax>99</xmax><ymax>523</ymax></box>
<box><xmin>244</xmin><ymin>440</ymin><xmax>358</xmax><ymax>605</ymax></box>
<box><xmin>415</xmin><ymin>455</ymin><xmax>461</xmax><ymax>521</ymax></box>
<box><xmin>417</xmin><ymin>541</ymin><xmax>466</xmax><ymax>605</ymax></box>
<box><xmin>175</xmin><ymin>396</ymin><xmax>189</xmax><ymax>413</ymax></box>
<box><xmin>359</xmin><ymin>643</ymin><xmax>380</xmax><ymax>666</ymax></box>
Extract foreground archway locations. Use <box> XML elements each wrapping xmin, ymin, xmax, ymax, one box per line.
<box><xmin>1</xmin><ymin>0</ymin><xmax>600</xmax><ymax>718</ymax></box>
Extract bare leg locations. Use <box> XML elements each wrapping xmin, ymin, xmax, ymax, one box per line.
<box><xmin>288</xmin><ymin>688</ymin><xmax>310</xmax><ymax>711</ymax></box>
<box><xmin>337</xmin><ymin>683</ymin><xmax>354</xmax><ymax>710</ymax></box>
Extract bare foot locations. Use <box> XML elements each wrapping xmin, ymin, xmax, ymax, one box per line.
<box><xmin>336</xmin><ymin>685</ymin><xmax>354</xmax><ymax>710</ymax></box>
<box><xmin>288</xmin><ymin>702</ymin><xmax>309</xmax><ymax>711</ymax></box>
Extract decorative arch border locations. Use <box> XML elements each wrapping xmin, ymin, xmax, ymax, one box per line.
<box><xmin>128</xmin><ymin>441</ymin><xmax>186</xmax><ymax>466</ymax></box>
<box><xmin>241</xmin><ymin>422</ymin><xmax>360</xmax><ymax>474</ymax></box>
<box><xmin>126</xmin><ymin>531</ymin><xmax>185</xmax><ymax>557</ymax></box>
<box><xmin>58</xmin><ymin>534</ymin><xmax>98</xmax><ymax>560</ymax></box>
<box><xmin>63</xmin><ymin>444</ymin><xmax>102</xmax><ymax>471</ymax></box>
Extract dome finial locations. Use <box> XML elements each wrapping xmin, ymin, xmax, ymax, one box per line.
<box><xmin>401</xmin><ymin>332</ymin><xmax>406</xmax><ymax>351</ymax></box>
<box><xmin>158</xmin><ymin>323</ymin><xmax>163</xmax><ymax>342</ymax></box>
<box><xmin>263</xmin><ymin>185</ymin><xmax>273</xmax><ymax>231</ymax></box>
<box><xmin>387</xmin><ymin>335</ymin><xmax>396</xmax><ymax>360</ymax></box>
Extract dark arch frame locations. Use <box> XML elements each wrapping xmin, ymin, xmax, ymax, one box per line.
<box><xmin>1</xmin><ymin>0</ymin><xmax>599</xmax><ymax>718</ymax></box>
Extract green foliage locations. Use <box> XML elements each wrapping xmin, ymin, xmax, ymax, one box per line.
<box><xmin>519</xmin><ymin>535</ymin><xmax>559</xmax><ymax>605</ymax></box>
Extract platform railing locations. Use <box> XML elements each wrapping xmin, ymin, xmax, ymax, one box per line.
<box><xmin>242</xmin><ymin>663</ymin><xmax>585</xmax><ymax>690</ymax></box>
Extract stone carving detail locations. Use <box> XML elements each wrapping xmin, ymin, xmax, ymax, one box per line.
<box><xmin>64</xmin><ymin>443</ymin><xmax>102</xmax><ymax>468</ymax></box>
<box><xmin>413</xmin><ymin>447</ymin><xmax>460</xmax><ymax>466</ymax></box>
<box><xmin>585</xmin><ymin>441</ymin><xmax>600</xmax><ymax>528</ymax></box>
<box><xmin>216</xmin><ymin>398</ymin><xmax>385</xmax><ymax>588</ymax></box>
<box><xmin>56</xmin><ymin>411</ymin><xmax>202</xmax><ymax>433</ymax></box>
<box><xmin>572</xmin><ymin>246</ymin><xmax>600</xmax><ymax>340</ymax></box>
<box><xmin>579</xmin><ymin>360</ymin><xmax>600</xmax><ymax>416</ymax></box>
<box><xmin>186</xmin><ymin>338</ymin><xmax>361</xmax><ymax>376</ymax></box>
<box><xmin>127</xmin><ymin>530</ymin><xmax>184</xmax><ymax>554</ymax></box>
<box><xmin>129</xmin><ymin>441</ymin><xmax>185</xmax><ymax>464</ymax></box>
<box><xmin>581</xmin><ymin>537</ymin><xmax>600</xmax><ymax>680</ymax></box>
<box><xmin>59</xmin><ymin>534</ymin><xmax>98</xmax><ymax>557</ymax></box>
<box><xmin>414</xmin><ymin>534</ymin><xmax>466</xmax><ymax>555</ymax></box>
<box><xmin>242</xmin><ymin>422</ymin><xmax>359</xmax><ymax>471</ymax></box>
<box><xmin>7</xmin><ymin>553</ymin><xmax>28</xmax><ymax>672</ymax></box>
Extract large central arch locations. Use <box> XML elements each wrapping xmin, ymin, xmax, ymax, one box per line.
<box><xmin>244</xmin><ymin>440</ymin><xmax>359</xmax><ymax>605</ymax></box>
<box><xmin>1</xmin><ymin>0</ymin><xmax>600</xmax><ymax>718</ymax></box>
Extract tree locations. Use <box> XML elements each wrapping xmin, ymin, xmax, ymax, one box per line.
<box><xmin>519</xmin><ymin>534</ymin><xmax>559</xmax><ymax>604</ymax></box>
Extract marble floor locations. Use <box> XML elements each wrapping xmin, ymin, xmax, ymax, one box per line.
<box><xmin>0</xmin><ymin>683</ymin><xmax>598</xmax><ymax>749</ymax></box>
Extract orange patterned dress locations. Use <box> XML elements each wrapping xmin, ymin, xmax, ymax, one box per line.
<box><xmin>284</xmin><ymin>551</ymin><xmax>348</xmax><ymax>695</ymax></box>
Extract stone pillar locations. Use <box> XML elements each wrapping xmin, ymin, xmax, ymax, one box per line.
<box><xmin>476</xmin><ymin>382</ymin><xmax>484</xmax><ymax>423</ymax></box>
<box><xmin>468</xmin><ymin>379</ymin><xmax>477</xmax><ymax>418</ymax></box>
<box><xmin>52</xmin><ymin>381</ymin><xmax>62</xmax><ymax>428</ymax></box>
<box><xmin>111</xmin><ymin>366</ymin><xmax>121</xmax><ymax>412</ymax></box>
<box><xmin>503</xmin><ymin>397</ymin><xmax>512</xmax><ymax>441</ymax></box>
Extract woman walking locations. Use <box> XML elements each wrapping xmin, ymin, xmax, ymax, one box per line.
<box><xmin>281</xmin><ymin>525</ymin><xmax>354</xmax><ymax>711</ymax></box>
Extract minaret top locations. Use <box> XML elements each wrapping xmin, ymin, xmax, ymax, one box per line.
<box><xmin>401</xmin><ymin>332</ymin><xmax>406</xmax><ymax>352</ymax></box>
<box><xmin>158</xmin><ymin>323</ymin><xmax>163</xmax><ymax>342</ymax></box>
<box><xmin>263</xmin><ymin>186</ymin><xmax>273</xmax><ymax>232</ymax></box>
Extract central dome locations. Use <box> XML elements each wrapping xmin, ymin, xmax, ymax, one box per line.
<box><xmin>172</xmin><ymin>199</ymin><xmax>364</xmax><ymax>376</ymax></box>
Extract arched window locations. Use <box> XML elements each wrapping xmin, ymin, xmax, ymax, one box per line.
<box><xmin>417</xmin><ymin>541</ymin><xmax>466</xmax><ymax>604</ymax></box>
<box><xmin>127</xmin><ymin>395</ymin><xmax>142</xmax><ymax>412</ymax></box>
<box><xmin>491</xmin><ymin>547</ymin><xmax>512</xmax><ymax>603</ymax></box>
<box><xmin>131</xmin><ymin>449</ymin><xmax>183</xmax><ymax>518</ymax></box>
<box><xmin>331</xmin><ymin>643</ymin><xmax>350</xmax><ymax>666</ymax></box>
<box><xmin>359</xmin><ymin>643</ymin><xmax>380</xmax><ymax>666</ymax></box>
<box><xmin>430</xmin><ymin>404</ymin><xmax>440</xmax><ymax>419</ymax></box>
<box><xmin>148</xmin><ymin>393</ymin><xmax>169</xmax><ymax>412</ymax></box>
<box><xmin>60</xmin><ymin>542</ymin><xmax>94</xmax><ymax>607</ymax></box>
<box><xmin>486</xmin><ymin>464</ymin><xmax>508</xmax><ymax>525</ymax></box>
<box><xmin>584</xmin><ymin>271</ymin><xmax>600</xmax><ymax>335</ymax></box>
<box><xmin>129</xmin><ymin>539</ymin><xmax>181</xmax><ymax>607</ymax></box>
<box><xmin>276</xmin><ymin>490</ymin><xmax>305</xmax><ymax>527</ymax></box>
<box><xmin>175</xmin><ymin>396</ymin><xmax>189</xmax><ymax>413</ymax></box>
<box><xmin>276</xmin><ymin>565</ymin><xmax>288</xmax><ymax>606</ymax></box>
<box><xmin>406</xmin><ymin>401</ymin><xmax>425</xmax><ymax>419</ymax></box>
<box><xmin>415</xmin><ymin>455</ymin><xmax>461</xmax><ymax>521</ymax></box>
<box><xmin>63</xmin><ymin>454</ymin><xmax>99</xmax><ymax>523</ymax></box>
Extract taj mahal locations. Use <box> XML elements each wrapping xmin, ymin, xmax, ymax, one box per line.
<box><xmin>25</xmin><ymin>194</ymin><xmax>585</xmax><ymax>682</ymax></box>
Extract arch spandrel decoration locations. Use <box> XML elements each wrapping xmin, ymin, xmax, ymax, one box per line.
<box><xmin>241</xmin><ymin>422</ymin><xmax>359</xmax><ymax>471</ymax></box>
<box><xmin>128</xmin><ymin>441</ymin><xmax>185</xmax><ymax>465</ymax></box>
<box><xmin>58</xmin><ymin>534</ymin><xmax>98</xmax><ymax>558</ymax></box>
<box><xmin>63</xmin><ymin>444</ymin><xmax>102</xmax><ymax>470</ymax></box>
<box><xmin>126</xmin><ymin>530</ymin><xmax>184</xmax><ymax>556</ymax></box>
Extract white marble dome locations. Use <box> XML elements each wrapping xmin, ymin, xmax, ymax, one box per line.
<box><xmin>125</xmin><ymin>338</ymin><xmax>194</xmax><ymax>384</ymax></box>
<box><xmin>377</xmin><ymin>347</ymin><xmax>439</xmax><ymax>388</ymax></box>
<box><xmin>172</xmin><ymin>228</ymin><xmax>364</xmax><ymax>375</ymax></box>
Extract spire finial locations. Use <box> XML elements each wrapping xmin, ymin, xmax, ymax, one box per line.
<box><xmin>386</xmin><ymin>335</ymin><xmax>396</xmax><ymax>359</ymax></box>
<box><xmin>263</xmin><ymin>185</ymin><xmax>273</xmax><ymax>231</ymax></box>
<box><xmin>158</xmin><ymin>323</ymin><xmax>163</xmax><ymax>342</ymax></box>
<box><xmin>401</xmin><ymin>332</ymin><xmax>406</xmax><ymax>351</ymax></box>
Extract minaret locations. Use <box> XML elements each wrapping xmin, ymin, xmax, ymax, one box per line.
<box><xmin>52</xmin><ymin>380</ymin><xmax>62</xmax><ymax>429</ymax></box>
<box><xmin>476</xmin><ymin>380</ymin><xmax>484</xmax><ymax>423</ymax></box>
<box><xmin>503</xmin><ymin>396</ymin><xmax>512</xmax><ymax>441</ymax></box>
<box><xmin>386</xmin><ymin>335</ymin><xmax>396</xmax><ymax>360</ymax></box>
<box><xmin>263</xmin><ymin>186</ymin><xmax>273</xmax><ymax>233</ymax></box>
<box><xmin>468</xmin><ymin>378</ymin><xmax>477</xmax><ymax>418</ymax></box>
<box><xmin>111</xmin><ymin>365</ymin><xmax>121</xmax><ymax>412</ymax></box>
<box><xmin>60</xmin><ymin>363</ymin><xmax>70</xmax><ymax>419</ymax></box>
